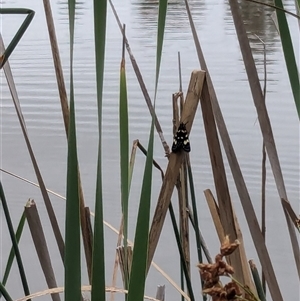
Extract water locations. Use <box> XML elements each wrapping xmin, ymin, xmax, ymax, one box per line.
<box><xmin>0</xmin><ymin>0</ymin><xmax>299</xmax><ymax>300</ymax></box>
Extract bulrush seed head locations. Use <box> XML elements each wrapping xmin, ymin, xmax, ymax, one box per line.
<box><xmin>198</xmin><ymin>236</ymin><xmax>243</xmax><ymax>301</ymax></box>
<box><xmin>220</xmin><ymin>235</ymin><xmax>240</xmax><ymax>256</ymax></box>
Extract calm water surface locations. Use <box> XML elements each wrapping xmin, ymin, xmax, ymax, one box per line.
<box><xmin>0</xmin><ymin>0</ymin><xmax>299</xmax><ymax>300</ymax></box>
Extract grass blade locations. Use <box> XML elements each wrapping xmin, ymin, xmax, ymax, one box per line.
<box><xmin>186</xmin><ymin>158</ymin><xmax>207</xmax><ymax>301</ymax></box>
<box><xmin>65</xmin><ymin>1</ymin><xmax>81</xmax><ymax>300</ymax></box>
<box><xmin>249</xmin><ymin>260</ymin><xmax>266</xmax><ymax>301</ymax></box>
<box><xmin>2</xmin><ymin>209</ymin><xmax>26</xmax><ymax>286</ymax></box>
<box><xmin>126</xmin><ymin>1</ymin><xmax>168</xmax><ymax>296</ymax></box>
<box><xmin>0</xmin><ymin>182</ymin><xmax>30</xmax><ymax>299</ymax></box>
<box><xmin>64</xmin><ymin>61</ymin><xmax>81</xmax><ymax>301</ymax></box>
<box><xmin>0</xmin><ymin>282</ymin><xmax>13</xmax><ymax>301</ymax></box>
<box><xmin>168</xmin><ymin>203</ymin><xmax>195</xmax><ymax>301</ymax></box>
<box><xmin>119</xmin><ymin>25</ymin><xmax>130</xmax><ymax>288</ymax></box>
<box><xmin>186</xmin><ymin>159</ymin><xmax>204</xmax><ymax>264</ymax></box>
<box><xmin>109</xmin><ymin>0</ymin><xmax>169</xmax><ymax>154</ymax></box>
<box><xmin>91</xmin><ymin>0</ymin><xmax>107</xmax><ymax>300</ymax></box>
<box><xmin>127</xmin><ymin>119</ymin><xmax>155</xmax><ymax>301</ymax></box>
<box><xmin>155</xmin><ymin>0</ymin><xmax>168</xmax><ymax>95</ymax></box>
<box><xmin>43</xmin><ymin>0</ymin><xmax>92</xmax><ymax>278</ymax></box>
<box><xmin>64</xmin><ymin>74</ymin><xmax>81</xmax><ymax>298</ymax></box>
<box><xmin>0</xmin><ymin>8</ymin><xmax>35</xmax><ymax>68</ymax></box>
<box><xmin>274</xmin><ymin>0</ymin><xmax>300</xmax><ymax>118</ymax></box>
<box><xmin>296</xmin><ymin>0</ymin><xmax>300</xmax><ymax>28</ymax></box>
<box><xmin>187</xmin><ymin>210</ymin><xmax>212</xmax><ymax>264</ymax></box>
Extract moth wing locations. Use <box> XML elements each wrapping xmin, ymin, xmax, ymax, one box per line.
<box><xmin>172</xmin><ymin>123</ymin><xmax>190</xmax><ymax>153</ymax></box>
<box><xmin>172</xmin><ymin>139</ymin><xmax>182</xmax><ymax>152</ymax></box>
<box><xmin>182</xmin><ymin>141</ymin><xmax>191</xmax><ymax>152</ymax></box>
<box><xmin>182</xmin><ymin>134</ymin><xmax>191</xmax><ymax>152</ymax></box>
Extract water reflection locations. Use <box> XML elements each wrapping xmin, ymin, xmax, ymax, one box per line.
<box><xmin>131</xmin><ymin>0</ymin><xmax>207</xmax><ymax>40</ymax></box>
<box><xmin>56</xmin><ymin>0</ymin><xmax>87</xmax><ymax>22</ymax></box>
<box><xmin>224</xmin><ymin>0</ymin><xmax>279</xmax><ymax>59</ymax></box>
<box><xmin>132</xmin><ymin>0</ymin><xmax>281</xmax><ymax>64</ymax></box>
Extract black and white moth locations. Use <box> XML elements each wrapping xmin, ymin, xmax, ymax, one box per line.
<box><xmin>172</xmin><ymin>122</ymin><xmax>191</xmax><ymax>153</ymax></box>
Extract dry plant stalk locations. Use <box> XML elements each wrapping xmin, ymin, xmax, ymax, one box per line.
<box><xmin>198</xmin><ymin>236</ymin><xmax>242</xmax><ymax>301</ymax></box>
<box><xmin>147</xmin><ymin>70</ymin><xmax>205</xmax><ymax>272</ymax></box>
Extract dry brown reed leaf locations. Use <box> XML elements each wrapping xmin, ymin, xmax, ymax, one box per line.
<box><xmin>13</xmin><ymin>285</ymin><xmax>161</xmax><ymax>301</ymax></box>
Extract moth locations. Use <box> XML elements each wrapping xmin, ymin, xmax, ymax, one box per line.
<box><xmin>172</xmin><ymin>122</ymin><xmax>191</xmax><ymax>153</ymax></box>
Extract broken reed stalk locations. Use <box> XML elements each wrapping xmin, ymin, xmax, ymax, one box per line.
<box><xmin>178</xmin><ymin>165</ymin><xmax>191</xmax><ymax>275</ymax></box>
<box><xmin>200</xmin><ymin>77</ymin><xmax>249</xmax><ymax>286</ymax></box>
<box><xmin>204</xmin><ymin>190</ymin><xmax>224</xmax><ymax>241</ymax></box>
<box><xmin>42</xmin><ymin>0</ymin><xmax>93</xmax><ymax>279</ymax></box>
<box><xmin>178</xmin><ymin>52</ymin><xmax>183</xmax><ymax>92</ymax></box>
<box><xmin>117</xmin><ymin>246</ymin><xmax>133</xmax><ymax>286</ymax></box>
<box><xmin>155</xmin><ymin>285</ymin><xmax>165</xmax><ymax>301</ymax></box>
<box><xmin>172</xmin><ymin>92</ymin><xmax>181</xmax><ymax>136</ymax></box>
<box><xmin>24</xmin><ymin>199</ymin><xmax>61</xmax><ymax>301</ymax></box>
<box><xmin>147</xmin><ymin>70</ymin><xmax>206</xmax><ymax>271</ymax></box>
<box><xmin>204</xmin><ymin>189</ymin><xmax>255</xmax><ymax>293</ymax></box>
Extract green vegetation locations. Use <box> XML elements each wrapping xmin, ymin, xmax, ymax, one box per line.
<box><xmin>0</xmin><ymin>1</ymin><xmax>299</xmax><ymax>301</ymax></box>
